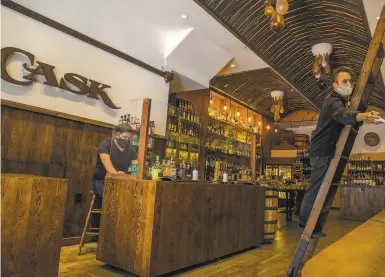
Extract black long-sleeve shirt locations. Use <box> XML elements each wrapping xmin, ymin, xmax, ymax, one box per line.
<box><xmin>309</xmin><ymin>92</ymin><xmax>360</xmax><ymax>158</ymax></box>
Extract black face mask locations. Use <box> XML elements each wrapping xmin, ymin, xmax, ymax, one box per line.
<box><xmin>116</xmin><ymin>138</ymin><xmax>129</xmax><ymax>149</ymax></box>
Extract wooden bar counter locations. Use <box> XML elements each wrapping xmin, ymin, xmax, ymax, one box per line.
<box><xmin>1</xmin><ymin>174</ymin><xmax>68</xmax><ymax>277</ymax></box>
<box><xmin>96</xmin><ymin>175</ymin><xmax>265</xmax><ymax>277</ymax></box>
<box><xmin>341</xmin><ymin>185</ymin><xmax>385</xmax><ymax>221</ymax></box>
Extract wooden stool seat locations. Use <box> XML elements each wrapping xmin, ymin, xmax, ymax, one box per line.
<box><xmin>78</xmin><ymin>192</ymin><xmax>101</xmax><ymax>255</ymax></box>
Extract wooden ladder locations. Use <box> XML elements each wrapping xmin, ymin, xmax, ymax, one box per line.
<box><xmin>78</xmin><ymin>192</ymin><xmax>102</xmax><ymax>255</ymax></box>
<box><xmin>286</xmin><ymin>6</ymin><xmax>385</xmax><ymax>277</ymax></box>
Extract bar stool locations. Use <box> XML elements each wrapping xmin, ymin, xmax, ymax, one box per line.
<box><xmin>78</xmin><ymin>191</ymin><xmax>102</xmax><ymax>255</ymax></box>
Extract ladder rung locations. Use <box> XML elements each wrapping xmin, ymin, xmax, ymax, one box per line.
<box><xmin>341</xmin><ymin>155</ymin><xmax>349</xmax><ymax>161</ymax></box>
<box><xmin>351</xmin><ymin>127</ymin><xmax>359</xmax><ymax>135</ymax></box>
<box><xmin>88</xmin><ymin>228</ymin><xmax>99</xmax><ymax>230</ymax></box>
<box><xmin>91</xmin><ymin>210</ymin><xmax>102</xmax><ymax>213</ymax></box>
<box><xmin>86</xmin><ymin>232</ymin><xmax>99</xmax><ymax>236</ymax></box>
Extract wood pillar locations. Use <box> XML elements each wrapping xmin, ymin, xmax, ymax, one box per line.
<box><xmin>137</xmin><ymin>98</ymin><xmax>151</xmax><ymax>179</ymax></box>
<box><xmin>251</xmin><ymin>133</ymin><xmax>257</xmax><ymax>181</ymax></box>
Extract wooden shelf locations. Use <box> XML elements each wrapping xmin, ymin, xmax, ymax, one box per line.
<box><xmin>207</xmin><ymin>132</ymin><xmax>251</xmax><ymax>146</ymax></box>
<box><xmin>208</xmin><ymin>116</ymin><xmax>260</xmax><ymax>135</ymax></box>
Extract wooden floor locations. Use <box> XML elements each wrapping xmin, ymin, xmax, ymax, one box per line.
<box><xmin>59</xmin><ymin>209</ymin><xmax>361</xmax><ymax>277</ymax></box>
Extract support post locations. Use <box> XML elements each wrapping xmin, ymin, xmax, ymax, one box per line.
<box><xmin>251</xmin><ymin>133</ymin><xmax>257</xmax><ymax>181</ymax></box>
<box><xmin>137</xmin><ymin>98</ymin><xmax>151</xmax><ymax>179</ymax></box>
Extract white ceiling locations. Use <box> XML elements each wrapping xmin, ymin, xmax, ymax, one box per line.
<box><xmin>10</xmin><ymin>0</ymin><xmax>268</xmax><ymax>87</ymax></box>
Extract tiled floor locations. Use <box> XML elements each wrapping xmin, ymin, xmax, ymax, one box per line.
<box><xmin>59</xmin><ymin>209</ymin><xmax>362</xmax><ymax>277</ymax></box>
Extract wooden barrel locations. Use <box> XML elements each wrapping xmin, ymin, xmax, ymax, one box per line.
<box><xmin>264</xmin><ymin>189</ymin><xmax>279</xmax><ymax>243</ymax></box>
<box><xmin>279</xmin><ymin>130</ymin><xmax>294</xmax><ymax>145</ymax></box>
<box><xmin>294</xmin><ymin>134</ymin><xmax>310</xmax><ymax>148</ymax></box>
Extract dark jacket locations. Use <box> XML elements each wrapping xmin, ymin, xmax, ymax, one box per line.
<box><xmin>309</xmin><ymin>91</ymin><xmax>359</xmax><ymax>158</ymax></box>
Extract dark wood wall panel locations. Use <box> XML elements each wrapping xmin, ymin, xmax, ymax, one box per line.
<box><xmin>1</xmin><ymin>105</ymin><xmax>112</xmax><ymax>238</ymax></box>
<box><xmin>196</xmin><ymin>0</ymin><xmax>385</xmax><ymax>112</ymax></box>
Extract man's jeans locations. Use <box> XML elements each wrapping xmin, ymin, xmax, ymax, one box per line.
<box><xmin>92</xmin><ymin>179</ymin><xmax>105</xmax><ymax>198</ymax></box>
<box><xmin>299</xmin><ymin>156</ymin><xmax>338</xmax><ymax>232</ymax></box>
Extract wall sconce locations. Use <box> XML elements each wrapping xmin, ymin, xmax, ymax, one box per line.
<box><xmin>312</xmin><ymin>43</ymin><xmax>333</xmax><ymax>88</ymax></box>
<box><xmin>271</xmin><ymin>90</ymin><xmax>284</xmax><ymax>122</ymax></box>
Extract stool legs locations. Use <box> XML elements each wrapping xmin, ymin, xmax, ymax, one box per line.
<box><xmin>78</xmin><ymin>194</ymin><xmax>96</xmax><ymax>255</ymax></box>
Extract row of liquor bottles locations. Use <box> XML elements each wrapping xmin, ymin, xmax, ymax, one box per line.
<box><xmin>208</xmin><ymin>120</ymin><xmax>251</xmax><ymax>144</ymax></box>
<box><xmin>341</xmin><ymin>173</ymin><xmax>384</xmax><ymax>186</ymax></box>
<box><xmin>295</xmin><ymin>149</ymin><xmax>309</xmax><ymax>162</ymax></box>
<box><xmin>208</xmin><ymin>106</ymin><xmax>261</xmax><ymax>134</ymax></box>
<box><xmin>168</xmin><ymin>101</ymin><xmax>201</xmax><ymax>123</ymax></box>
<box><xmin>347</xmin><ymin>161</ymin><xmax>384</xmax><ymax>171</ymax></box>
<box><xmin>205</xmin><ymin>156</ymin><xmax>251</xmax><ymax>182</ymax></box>
<box><xmin>118</xmin><ymin>113</ymin><xmax>156</xmax><ymax>133</ymax></box>
<box><xmin>167</xmin><ymin>117</ymin><xmax>200</xmax><ymax>138</ymax></box>
<box><xmin>146</xmin><ymin>156</ymin><xmax>199</xmax><ymax>179</ymax></box>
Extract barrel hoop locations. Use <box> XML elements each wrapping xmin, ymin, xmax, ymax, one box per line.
<box><xmin>265</xmin><ymin>207</ymin><xmax>278</xmax><ymax>210</ymax></box>
<box><xmin>264</xmin><ymin>220</ymin><xmax>278</xmax><ymax>224</ymax></box>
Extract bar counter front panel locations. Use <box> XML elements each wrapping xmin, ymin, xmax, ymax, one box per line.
<box><xmin>97</xmin><ymin>176</ymin><xmax>265</xmax><ymax>277</ymax></box>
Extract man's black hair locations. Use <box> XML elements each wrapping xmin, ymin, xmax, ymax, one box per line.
<box><xmin>332</xmin><ymin>66</ymin><xmax>354</xmax><ymax>83</ymax></box>
<box><xmin>115</xmin><ymin>124</ymin><xmax>133</xmax><ymax>133</ymax></box>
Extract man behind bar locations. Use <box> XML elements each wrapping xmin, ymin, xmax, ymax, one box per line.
<box><xmin>299</xmin><ymin>66</ymin><xmax>381</xmax><ymax>238</ymax></box>
<box><xmin>92</xmin><ymin>124</ymin><xmax>137</xmax><ymax>198</ymax></box>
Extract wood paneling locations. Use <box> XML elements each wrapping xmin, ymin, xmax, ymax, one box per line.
<box><xmin>2</xmin><ymin>174</ymin><xmax>68</xmax><ymax>277</ymax></box>
<box><xmin>97</xmin><ymin>177</ymin><xmax>265</xmax><ymax>277</ymax></box>
<box><xmin>196</xmin><ymin>0</ymin><xmax>385</xmax><ymax>112</ymax></box>
<box><xmin>341</xmin><ymin>186</ymin><xmax>385</xmax><ymax>221</ymax></box>
<box><xmin>1</xmin><ymin>105</ymin><xmax>112</xmax><ymax>238</ymax></box>
<box><xmin>281</xmin><ymin>110</ymin><xmax>320</xmax><ymax>122</ymax></box>
<box><xmin>303</xmin><ymin>209</ymin><xmax>385</xmax><ymax>277</ymax></box>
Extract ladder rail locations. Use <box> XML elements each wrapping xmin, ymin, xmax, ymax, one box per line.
<box><xmin>286</xmin><ymin>5</ymin><xmax>385</xmax><ymax>277</ymax></box>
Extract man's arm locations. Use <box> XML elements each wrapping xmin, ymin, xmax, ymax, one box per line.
<box><xmin>100</xmin><ymin>153</ymin><xmax>119</xmax><ymax>174</ymax></box>
<box><xmin>330</xmin><ymin>99</ymin><xmax>378</xmax><ymax>125</ymax></box>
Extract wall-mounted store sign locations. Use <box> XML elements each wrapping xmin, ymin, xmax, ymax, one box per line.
<box><xmin>1</xmin><ymin>47</ymin><xmax>120</xmax><ymax>109</ymax></box>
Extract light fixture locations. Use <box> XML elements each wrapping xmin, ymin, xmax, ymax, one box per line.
<box><xmin>224</xmin><ymin>103</ymin><xmax>227</xmax><ymax>111</ymax></box>
<box><xmin>271</xmin><ymin>90</ymin><xmax>285</xmax><ymax>122</ymax></box>
<box><xmin>210</xmin><ymin>97</ymin><xmax>213</xmax><ymax>105</ymax></box>
<box><xmin>224</xmin><ymin>84</ymin><xmax>228</xmax><ymax>88</ymax></box>
<box><xmin>264</xmin><ymin>0</ymin><xmax>288</xmax><ymax>32</ymax></box>
<box><xmin>275</xmin><ymin>128</ymin><xmax>278</xmax><ymax>133</ymax></box>
<box><xmin>258</xmin><ymin>120</ymin><xmax>261</xmax><ymax>126</ymax></box>
<box><xmin>236</xmin><ymin>104</ymin><xmax>240</xmax><ymax>117</ymax></box>
<box><xmin>312</xmin><ymin>43</ymin><xmax>333</xmax><ymax>79</ymax></box>
<box><xmin>181</xmin><ymin>14</ymin><xmax>188</xmax><ymax>19</ymax></box>
<box><xmin>230</xmin><ymin>64</ymin><xmax>235</xmax><ymax>68</ymax></box>
<box><xmin>377</xmin><ymin>16</ymin><xmax>380</xmax><ymax>20</ymax></box>
<box><xmin>267</xmin><ymin>125</ymin><xmax>271</xmax><ymax>130</ymax></box>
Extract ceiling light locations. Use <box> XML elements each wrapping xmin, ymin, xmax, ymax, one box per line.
<box><xmin>181</xmin><ymin>14</ymin><xmax>188</xmax><ymax>19</ymax></box>
<box><xmin>224</xmin><ymin>84</ymin><xmax>229</xmax><ymax>88</ymax></box>
<box><xmin>230</xmin><ymin>64</ymin><xmax>235</xmax><ymax>68</ymax></box>
<box><xmin>236</xmin><ymin>110</ymin><xmax>240</xmax><ymax>117</ymax></box>
<box><xmin>267</xmin><ymin>125</ymin><xmax>271</xmax><ymax>130</ymax></box>
<box><xmin>377</xmin><ymin>16</ymin><xmax>380</xmax><ymax>20</ymax></box>
<box><xmin>224</xmin><ymin>103</ymin><xmax>227</xmax><ymax>111</ymax></box>
<box><xmin>210</xmin><ymin>97</ymin><xmax>213</xmax><ymax>105</ymax></box>
<box><xmin>275</xmin><ymin>128</ymin><xmax>278</xmax><ymax>133</ymax></box>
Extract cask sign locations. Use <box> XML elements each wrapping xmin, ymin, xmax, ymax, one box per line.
<box><xmin>1</xmin><ymin>47</ymin><xmax>120</xmax><ymax>109</ymax></box>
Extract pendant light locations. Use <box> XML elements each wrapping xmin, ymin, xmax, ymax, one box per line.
<box><xmin>209</xmin><ymin>91</ymin><xmax>213</xmax><ymax>105</ymax></box>
<box><xmin>276</xmin><ymin>0</ymin><xmax>289</xmax><ymax>15</ymax></box>
<box><xmin>236</xmin><ymin>104</ymin><xmax>240</xmax><ymax>117</ymax></box>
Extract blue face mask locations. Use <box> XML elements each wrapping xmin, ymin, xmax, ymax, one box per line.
<box><xmin>116</xmin><ymin>138</ymin><xmax>129</xmax><ymax>148</ymax></box>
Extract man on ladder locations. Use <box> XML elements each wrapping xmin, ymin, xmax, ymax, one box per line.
<box><xmin>298</xmin><ymin>66</ymin><xmax>381</xmax><ymax>238</ymax></box>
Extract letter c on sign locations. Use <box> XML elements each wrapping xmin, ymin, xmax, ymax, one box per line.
<box><xmin>1</xmin><ymin>47</ymin><xmax>35</xmax><ymax>85</ymax></box>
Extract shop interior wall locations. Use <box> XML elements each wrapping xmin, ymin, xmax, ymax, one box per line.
<box><xmin>1</xmin><ymin>105</ymin><xmax>111</xmax><ymax>239</ymax></box>
<box><xmin>1</xmin><ymin>8</ymin><xmax>169</xmax><ymax>135</ymax></box>
<box><xmin>285</xmin><ymin>123</ymin><xmax>385</xmax><ymax>154</ymax></box>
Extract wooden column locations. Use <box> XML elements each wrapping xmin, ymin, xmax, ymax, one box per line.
<box><xmin>251</xmin><ymin>133</ymin><xmax>257</xmax><ymax>181</ymax></box>
<box><xmin>137</xmin><ymin>98</ymin><xmax>151</xmax><ymax>179</ymax></box>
